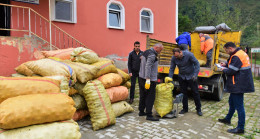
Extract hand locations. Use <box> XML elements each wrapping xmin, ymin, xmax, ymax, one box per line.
<box><xmin>165</xmin><ymin>77</ymin><xmax>173</xmax><ymax>83</ymax></box>
<box><xmin>220</xmin><ymin>62</ymin><xmax>226</xmax><ymax>67</ymax></box>
<box><xmin>129</xmin><ymin>73</ymin><xmax>132</xmax><ymax>76</ymax></box>
<box><xmin>201</xmin><ymin>51</ymin><xmax>203</xmax><ymax>54</ymax></box>
<box><xmin>192</xmin><ymin>76</ymin><xmax>197</xmax><ymax>82</ymax></box>
<box><xmin>145</xmin><ymin>79</ymin><xmax>151</xmax><ymax>90</ymax></box>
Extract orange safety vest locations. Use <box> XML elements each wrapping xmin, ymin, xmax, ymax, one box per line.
<box><xmin>228</xmin><ymin>50</ymin><xmax>251</xmax><ymax>84</ymax></box>
<box><xmin>200</xmin><ymin>34</ymin><xmax>214</xmax><ymax>55</ymax></box>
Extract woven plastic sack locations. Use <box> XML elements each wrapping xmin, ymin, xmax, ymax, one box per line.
<box><xmin>117</xmin><ymin>68</ymin><xmax>130</xmax><ymax>84</ymax></box>
<box><xmin>71</xmin><ymin>94</ymin><xmax>87</xmax><ymax>110</ymax></box>
<box><xmin>72</xmin><ymin>110</ymin><xmax>89</xmax><ymax>121</ymax></box>
<box><xmin>17</xmin><ymin>59</ymin><xmax>77</xmax><ymax>85</ymax></box>
<box><xmin>0</xmin><ymin>120</ymin><xmax>81</xmax><ymax>139</ymax></box>
<box><xmin>11</xmin><ymin>73</ymin><xmax>26</xmax><ymax>77</ymax></box>
<box><xmin>71</xmin><ymin>47</ymin><xmax>99</xmax><ymax>64</ymax></box>
<box><xmin>194</xmin><ymin>26</ymin><xmax>216</xmax><ymax>33</ymax></box>
<box><xmin>98</xmin><ymin>73</ymin><xmax>123</xmax><ymax>89</ymax></box>
<box><xmin>74</xmin><ymin>82</ymin><xmax>86</xmax><ymax>95</ymax></box>
<box><xmin>41</xmin><ymin>48</ymin><xmax>75</xmax><ymax>60</ymax></box>
<box><xmin>0</xmin><ymin>77</ymin><xmax>60</xmax><ymax>103</ymax></box>
<box><xmin>122</xmin><ymin>81</ymin><xmax>131</xmax><ymax>89</ymax></box>
<box><xmin>82</xmin><ymin>80</ymin><xmax>115</xmax><ymax>131</ymax></box>
<box><xmin>15</xmin><ymin>63</ymin><xmax>34</xmax><ymax>76</ymax></box>
<box><xmin>98</xmin><ymin>57</ymin><xmax>114</xmax><ymax>62</ymax></box>
<box><xmin>198</xmin><ymin>60</ymin><xmax>206</xmax><ymax>66</ymax></box>
<box><xmin>154</xmin><ymin>82</ymin><xmax>174</xmax><ymax>117</ymax></box>
<box><xmin>112</xmin><ymin>101</ymin><xmax>134</xmax><ymax>117</ymax></box>
<box><xmin>63</xmin><ymin>60</ymin><xmax>99</xmax><ymax>83</ymax></box>
<box><xmin>45</xmin><ymin>76</ymin><xmax>70</xmax><ymax>95</ymax></box>
<box><xmin>106</xmin><ymin>86</ymin><xmax>129</xmax><ymax>103</ymax></box>
<box><xmin>216</xmin><ymin>23</ymin><xmax>231</xmax><ymax>32</ymax></box>
<box><xmin>91</xmin><ymin>60</ymin><xmax>118</xmax><ymax>78</ymax></box>
<box><xmin>0</xmin><ymin>94</ymin><xmax>75</xmax><ymax>129</ymax></box>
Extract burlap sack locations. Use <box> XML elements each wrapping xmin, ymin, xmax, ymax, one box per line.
<box><xmin>122</xmin><ymin>81</ymin><xmax>131</xmax><ymax>89</ymax></box>
<box><xmin>106</xmin><ymin>86</ymin><xmax>129</xmax><ymax>103</ymax></box>
<box><xmin>16</xmin><ymin>59</ymin><xmax>77</xmax><ymax>85</ymax></box>
<box><xmin>71</xmin><ymin>47</ymin><xmax>99</xmax><ymax>64</ymax></box>
<box><xmin>69</xmin><ymin>87</ymin><xmax>78</xmax><ymax>95</ymax></box>
<box><xmin>0</xmin><ymin>94</ymin><xmax>75</xmax><ymax>129</ymax></box>
<box><xmin>112</xmin><ymin>101</ymin><xmax>134</xmax><ymax>117</ymax></box>
<box><xmin>63</xmin><ymin>61</ymin><xmax>99</xmax><ymax>83</ymax></box>
<box><xmin>74</xmin><ymin>82</ymin><xmax>86</xmax><ymax>95</ymax></box>
<box><xmin>198</xmin><ymin>60</ymin><xmax>206</xmax><ymax>66</ymax></box>
<box><xmin>98</xmin><ymin>73</ymin><xmax>123</xmax><ymax>89</ymax></box>
<box><xmin>91</xmin><ymin>60</ymin><xmax>117</xmax><ymax>78</ymax></box>
<box><xmin>15</xmin><ymin>63</ymin><xmax>34</xmax><ymax>76</ymax></box>
<box><xmin>82</xmin><ymin>80</ymin><xmax>115</xmax><ymax>131</ymax></box>
<box><xmin>154</xmin><ymin>83</ymin><xmax>174</xmax><ymax>117</ymax></box>
<box><xmin>0</xmin><ymin>77</ymin><xmax>60</xmax><ymax>103</ymax></box>
<box><xmin>0</xmin><ymin>120</ymin><xmax>81</xmax><ymax>139</ymax></box>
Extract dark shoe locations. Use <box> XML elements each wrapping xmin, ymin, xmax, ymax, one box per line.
<box><xmin>129</xmin><ymin>99</ymin><xmax>133</xmax><ymax>104</ymax></box>
<box><xmin>146</xmin><ymin>116</ymin><xmax>159</xmax><ymax>121</ymax></box>
<box><xmin>218</xmin><ymin>118</ymin><xmax>231</xmax><ymax>125</ymax></box>
<box><xmin>197</xmin><ymin>111</ymin><xmax>203</xmax><ymax>116</ymax></box>
<box><xmin>179</xmin><ymin>109</ymin><xmax>188</xmax><ymax>114</ymax></box>
<box><xmin>227</xmin><ymin>128</ymin><xmax>244</xmax><ymax>134</ymax></box>
<box><xmin>139</xmin><ymin>112</ymin><xmax>146</xmax><ymax>116</ymax></box>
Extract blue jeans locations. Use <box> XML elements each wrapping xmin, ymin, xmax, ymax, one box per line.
<box><xmin>225</xmin><ymin>93</ymin><xmax>245</xmax><ymax>130</ymax></box>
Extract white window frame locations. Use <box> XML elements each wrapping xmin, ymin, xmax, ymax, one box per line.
<box><xmin>140</xmin><ymin>8</ymin><xmax>154</xmax><ymax>33</ymax></box>
<box><xmin>51</xmin><ymin>0</ymin><xmax>77</xmax><ymax>23</ymax></box>
<box><xmin>107</xmin><ymin>0</ymin><xmax>125</xmax><ymax>30</ymax></box>
<box><xmin>12</xmin><ymin>0</ymin><xmax>39</xmax><ymax>4</ymax></box>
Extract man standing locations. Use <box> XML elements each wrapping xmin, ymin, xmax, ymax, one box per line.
<box><xmin>199</xmin><ymin>33</ymin><xmax>214</xmax><ymax>67</ymax></box>
<box><xmin>176</xmin><ymin>32</ymin><xmax>191</xmax><ymax>51</ymax></box>
<box><xmin>128</xmin><ymin>41</ymin><xmax>143</xmax><ymax>104</ymax></box>
<box><xmin>139</xmin><ymin>43</ymin><xmax>164</xmax><ymax>121</ymax></box>
<box><xmin>218</xmin><ymin>42</ymin><xmax>254</xmax><ymax>134</ymax></box>
<box><xmin>168</xmin><ymin>48</ymin><xmax>202</xmax><ymax>116</ymax></box>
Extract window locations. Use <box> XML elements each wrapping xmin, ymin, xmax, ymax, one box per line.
<box><xmin>51</xmin><ymin>0</ymin><xmax>77</xmax><ymax>23</ymax></box>
<box><xmin>140</xmin><ymin>8</ymin><xmax>153</xmax><ymax>33</ymax></box>
<box><xmin>107</xmin><ymin>1</ymin><xmax>125</xmax><ymax>30</ymax></box>
<box><xmin>12</xmin><ymin>0</ymin><xmax>39</xmax><ymax>4</ymax></box>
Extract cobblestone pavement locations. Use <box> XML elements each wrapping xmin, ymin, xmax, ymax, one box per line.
<box><xmin>78</xmin><ymin>81</ymin><xmax>260</xmax><ymax>139</ymax></box>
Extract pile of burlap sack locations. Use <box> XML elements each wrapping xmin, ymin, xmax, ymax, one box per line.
<box><xmin>7</xmin><ymin>47</ymin><xmax>134</xmax><ymax>132</ymax></box>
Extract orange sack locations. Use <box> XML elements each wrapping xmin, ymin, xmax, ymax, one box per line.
<box><xmin>106</xmin><ymin>86</ymin><xmax>129</xmax><ymax>103</ymax></box>
<box><xmin>41</xmin><ymin>48</ymin><xmax>75</xmax><ymax>60</ymax></box>
<box><xmin>0</xmin><ymin>77</ymin><xmax>60</xmax><ymax>103</ymax></box>
<box><xmin>0</xmin><ymin>94</ymin><xmax>75</xmax><ymax>129</ymax></box>
<box><xmin>98</xmin><ymin>73</ymin><xmax>123</xmax><ymax>89</ymax></box>
<box><xmin>72</xmin><ymin>110</ymin><xmax>89</xmax><ymax>121</ymax></box>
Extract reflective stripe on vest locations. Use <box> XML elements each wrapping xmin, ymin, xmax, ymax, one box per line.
<box><xmin>228</xmin><ymin>50</ymin><xmax>251</xmax><ymax>84</ymax></box>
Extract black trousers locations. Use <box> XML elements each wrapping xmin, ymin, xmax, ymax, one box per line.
<box><xmin>130</xmin><ymin>72</ymin><xmax>140</xmax><ymax>100</ymax></box>
<box><xmin>178</xmin><ymin>77</ymin><xmax>201</xmax><ymax>112</ymax></box>
<box><xmin>138</xmin><ymin>78</ymin><xmax>156</xmax><ymax>116</ymax></box>
<box><xmin>206</xmin><ymin>49</ymin><xmax>213</xmax><ymax>67</ymax></box>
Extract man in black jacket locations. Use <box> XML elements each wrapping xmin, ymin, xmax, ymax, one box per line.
<box><xmin>128</xmin><ymin>41</ymin><xmax>143</xmax><ymax>104</ymax></box>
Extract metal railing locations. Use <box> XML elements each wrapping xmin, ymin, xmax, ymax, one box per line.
<box><xmin>0</xmin><ymin>3</ymin><xmax>86</xmax><ymax>50</ymax></box>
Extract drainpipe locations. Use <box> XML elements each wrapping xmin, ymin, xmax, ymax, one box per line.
<box><xmin>49</xmin><ymin>0</ymin><xmax>52</xmax><ymax>50</ymax></box>
<box><xmin>176</xmin><ymin>0</ymin><xmax>178</xmax><ymax>38</ymax></box>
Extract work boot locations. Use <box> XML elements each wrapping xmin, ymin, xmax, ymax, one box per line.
<box><xmin>227</xmin><ymin>128</ymin><xmax>244</xmax><ymax>134</ymax></box>
<box><xmin>179</xmin><ymin>109</ymin><xmax>188</xmax><ymax>114</ymax></box>
<box><xmin>197</xmin><ymin>111</ymin><xmax>203</xmax><ymax>116</ymax></box>
<box><xmin>218</xmin><ymin>118</ymin><xmax>231</xmax><ymax>125</ymax></box>
<box><xmin>146</xmin><ymin>116</ymin><xmax>159</xmax><ymax>121</ymax></box>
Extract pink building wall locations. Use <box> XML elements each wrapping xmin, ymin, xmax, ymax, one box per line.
<box><xmin>10</xmin><ymin>0</ymin><xmax>177</xmax><ymax>57</ymax></box>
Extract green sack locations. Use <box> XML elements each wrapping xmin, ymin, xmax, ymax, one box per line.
<box><xmin>71</xmin><ymin>47</ymin><xmax>99</xmax><ymax>64</ymax></box>
<box><xmin>154</xmin><ymin>82</ymin><xmax>174</xmax><ymax>117</ymax></box>
<box><xmin>71</xmin><ymin>94</ymin><xmax>87</xmax><ymax>110</ymax></box>
<box><xmin>82</xmin><ymin>80</ymin><xmax>116</xmax><ymax>131</ymax></box>
<box><xmin>0</xmin><ymin>120</ymin><xmax>81</xmax><ymax>139</ymax></box>
<box><xmin>112</xmin><ymin>101</ymin><xmax>134</xmax><ymax>117</ymax></box>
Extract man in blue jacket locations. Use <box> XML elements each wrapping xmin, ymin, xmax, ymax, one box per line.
<box><xmin>218</xmin><ymin>42</ymin><xmax>254</xmax><ymax>134</ymax></box>
<box><xmin>175</xmin><ymin>32</ymin><xmax>191</xmax><ymax>51</ymax></box>
<box><xmin>168</xmin><ymin>48</ymin><xmax>202</xmax><ymax>116</ymax></box>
